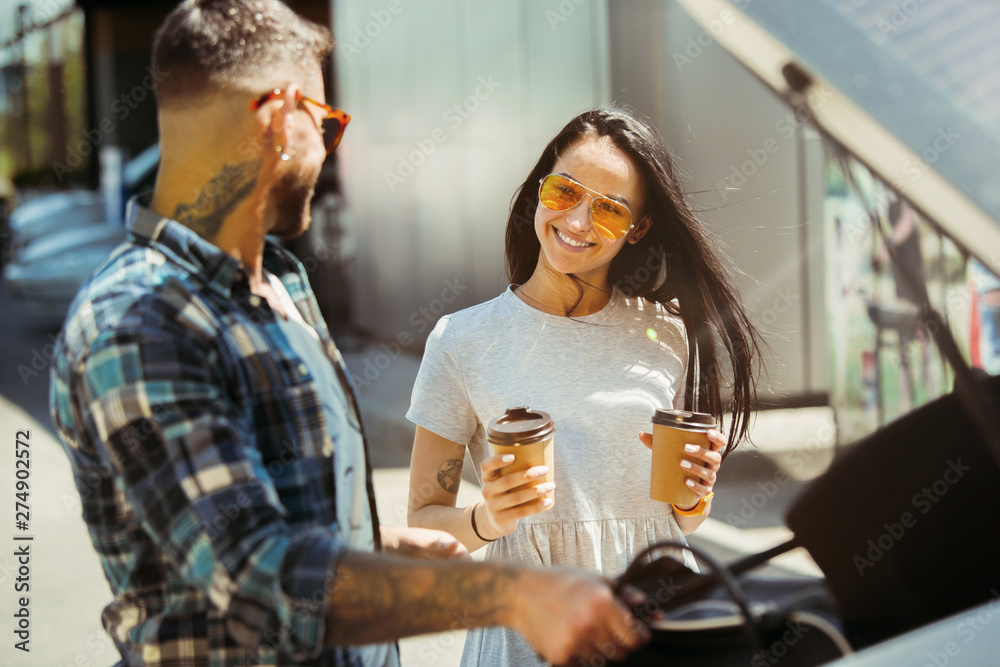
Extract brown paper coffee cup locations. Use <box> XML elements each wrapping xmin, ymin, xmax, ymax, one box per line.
<box><xmin>487</xmin><ymin>407</ymin><xmax>555</xmax><ymax>502</ymax></box>
<box><xmin>650</xmin><ymin>409</ymin><xmax>715</xmax><ymax>505</ymax></box>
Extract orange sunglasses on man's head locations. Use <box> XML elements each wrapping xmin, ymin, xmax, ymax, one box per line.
<box><xmin>250</xmin><ymin>88</ymin><xmax>351</xmax><ymax>152</ymax></box>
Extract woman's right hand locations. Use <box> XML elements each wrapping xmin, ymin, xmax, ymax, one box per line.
<box><xmin>477</xmin><ymin>454</ymin><xmax>555</xmax><ymax>540</ymax></box>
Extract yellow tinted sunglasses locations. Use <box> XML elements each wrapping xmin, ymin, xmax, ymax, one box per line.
<box><xmin>538</xmin><ymin>173</ymin><xmax>635</xmax><ymax>240</ymax></box>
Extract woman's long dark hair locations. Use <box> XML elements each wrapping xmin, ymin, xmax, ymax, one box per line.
<box><xmin>505</xmin><ymin>107</ymin><xmax>763</xmax><ymax>456</ymax></box>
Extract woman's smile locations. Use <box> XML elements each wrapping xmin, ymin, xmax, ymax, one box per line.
<box><xmin>554</xmin><ymin>228</ymin><xmax>596</xmax><ymax>250</ymax></box>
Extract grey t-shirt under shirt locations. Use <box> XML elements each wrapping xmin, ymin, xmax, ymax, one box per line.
<box><xmin>407</xmin><ymin>286</ymin><xmax>694</xmax><ymax>666</ymax></box>
<box><xmin>269</xmin><ymin>274</ymin><xmax>398</xmax><ymax>667</ymax></box>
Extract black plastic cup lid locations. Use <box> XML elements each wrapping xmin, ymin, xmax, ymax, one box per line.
<box><xmin>487</xmin><ymin>407</ymin><xmax>556</xmax><ymax>446</ymax></box>
<box><xmin>652</xmin><ymin>409</ymin><xmax>716</xmax><ymax>430</ymax></box>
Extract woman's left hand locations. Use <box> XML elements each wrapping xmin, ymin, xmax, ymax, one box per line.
<box><xmin>637</xmin><ymin>429</ymin><xmax>725</xmax><ymax>498</ymax></box>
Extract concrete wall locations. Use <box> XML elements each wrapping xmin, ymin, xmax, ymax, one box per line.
<box><xmin>332</xmin><ymin>0</ymin><xmax>828</xmax><ymax>403</ymax></box>
<box><xmin>333</xmin><ymin>0</ymin><xmax>611</xmax><ymax>342</ymax></box>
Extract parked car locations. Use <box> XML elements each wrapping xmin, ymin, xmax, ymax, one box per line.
<box><xmin>5</xmin><ymin>143</ymin><xmax>159</xmax><ymax>255</ymax></box>
<box><xmin>3</xmin><ymin>224</ymin><xmax>128</xmax><ymax>320</ymax></box>
<box><xmin>673</xmin><ymin>1</ymin><xmax>1000</xmax><ymax>665</ymax></box>
<box><xmin>2</xmin><ymin>144</ymin><xmax>158</xmax><ymax>322</ymax></box>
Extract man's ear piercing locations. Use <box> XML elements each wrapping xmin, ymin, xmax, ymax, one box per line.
<box><xmin>276</xmin><ymin>144</ymin><xmax>297</xmax><ymax>161</ymax></box>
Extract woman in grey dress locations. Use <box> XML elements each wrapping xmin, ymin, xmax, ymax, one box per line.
<box><xmin>406</xmin><ymin>107</ymin><xmax>764</xmax><ymax>665</ymax></box>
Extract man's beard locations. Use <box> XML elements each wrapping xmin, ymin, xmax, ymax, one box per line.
<box><xmin>271</xmin><ymin>171</ymin><xmax>316</xmax><ymax>239</ymax></box>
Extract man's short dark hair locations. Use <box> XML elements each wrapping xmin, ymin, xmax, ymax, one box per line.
<box><xmin>152</xmin><ymin>0</ymin><xmax>334</xmax><ymax>105</ymax></box>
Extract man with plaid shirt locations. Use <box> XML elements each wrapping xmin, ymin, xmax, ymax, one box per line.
<box><xmin>49</xmin><ymin>1</ymin><xmax>649</xmax><ymax>665</ymax></box>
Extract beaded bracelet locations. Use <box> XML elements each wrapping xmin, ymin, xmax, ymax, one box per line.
<box><xmin>471</xmin><ymin>502</ymin><xmax>498</xmax><ymax>542</ymax></box>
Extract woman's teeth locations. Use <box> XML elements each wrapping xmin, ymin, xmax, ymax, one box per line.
<box><xmin>557</xmin><ymin>229</ymin><xmax>593</xmax><ymax>248</ymax></box>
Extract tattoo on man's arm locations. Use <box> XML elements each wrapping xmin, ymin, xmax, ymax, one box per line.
<box><xmin>437</xmin><ymin>458</ymin><xmax>463</xmax><ymax>494</ymax></box>
<box><xmin>173</xmin><ymin>159</ymin><xmax>261</xmax><ymax>239</ymax></box>
<box><xmin>327</xmin><ymin>552</ymin><xmax>517</xmax><ymax>645</ymax></box>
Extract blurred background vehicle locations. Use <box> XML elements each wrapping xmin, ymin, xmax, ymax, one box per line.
<box><xmin>675</xmin><ymin>1</ymin><xmax>1000</xmax><ymax>663</ymax></box>
<box><xmin>5</xmin><ymin>142</ymin><xmax>157</xmax><ymax>252</ymax></box>
<box><xmin>2</xmin><ymin>143</ymin><xmax>158</xmax><ymax>322</ymax></box>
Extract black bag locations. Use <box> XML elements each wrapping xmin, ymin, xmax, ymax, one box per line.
<box><xmin>614</xmin><ymin>541</ymin><xmax>852</xmax><ymax>666</ymax></box>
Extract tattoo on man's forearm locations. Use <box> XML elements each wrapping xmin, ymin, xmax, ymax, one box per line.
<box><xmin>173</xmin><ymin>159</ymin><xmax>261</xmax><ymax>238</ymax></box>
<box><xmin>437</xmin><ymin>458</ymin><xmax>463</xmax><ymax>493</ymax></box>
<box><xmin>327</xmin><ymin>554</ymin><xmax>517</xmax><ymax>645</ymax></box>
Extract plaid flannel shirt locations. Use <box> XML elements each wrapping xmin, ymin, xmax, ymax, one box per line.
<box><xmin>50</xmin><ymin>196</ymin><xmax>383</xmax><ymax>666</ymax></box>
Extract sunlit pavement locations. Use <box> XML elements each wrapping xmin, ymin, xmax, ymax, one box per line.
<box><xmin>0</xmin><ymin>395</ymin><xmax>115</xmax><ymax>667</ymax></box>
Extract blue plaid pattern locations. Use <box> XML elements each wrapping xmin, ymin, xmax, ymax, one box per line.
<box><xmin>50</xmin><ymin>196</ymin><xmax>383</xmax><ymax>666</ymax></box>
